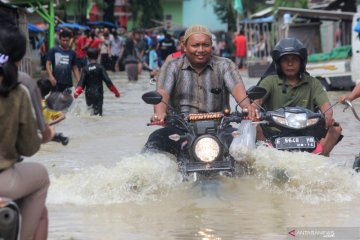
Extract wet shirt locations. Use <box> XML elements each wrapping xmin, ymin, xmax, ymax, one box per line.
<box><xmin>157</xmin><ymin>55</ymin><xmax>243</xmax><ymax>114</ymax></box>
<box><xmin>258</xmin><ymin>74</ymin><xmax>329</xmax><ymax>111</ymax></box>
<box><xmin>77</xmin><ymin>63</ymin><xmax>114</xmax><ymax>97</ymax></box>
<box><xmin>47</xmin><ymin>46</ymin><xmax>76</xmax><ymax>86</ymax></box>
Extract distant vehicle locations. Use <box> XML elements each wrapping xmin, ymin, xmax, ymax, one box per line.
<box><xmin>274</xmin><ymin>8</ymin><xmax>360</xmax><ymax>91</ymax></box>
<box><xmin>306</xmin><ymin>13</ymin><xmax>360</xmax><ymax>90</ymax></box>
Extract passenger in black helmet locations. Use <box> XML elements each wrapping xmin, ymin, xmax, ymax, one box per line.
<box><xmin>254</xmin><ymin>38</ymin><xmax>342</xmax><ymax>157</ymax></box>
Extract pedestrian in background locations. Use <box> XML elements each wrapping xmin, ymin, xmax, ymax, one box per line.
<box><xmin>46</xmin><ymin>29</ymin><xmax>80</xmax><ymax>92</ymax></box>
<box><xmin>74</xmin><ymin>48</ymin><xmax>120</xmax><ymax>116</ymax></box>
<box><xmin>109</xmin><ymin>30</ymin><xmax>124</xmax><ymax>72</ymax></box>
<box><xmin>122</xmin><ymin>39</ymin><xmax>141</xmax><ymax>81</ymax></box>
<box><xmin>233</xmin><ymin>29</ymin><xmax>247</xmax><ymax>69</ymax></box>
<box><xmin>133</xmin><ymin>29</ymin><xmax>147</xmax><ymax>75</ymax></box>
<box><xmin>158</xmin><ymin>31</ymin><xmax>177</xmax><ymax>67</ymax></box>
<box><xmin>165</xmin><ymin>30</ymin><xmax>185</xmax><ymax>62</ymax></box>
<box><xmin>75</xmin><ymin>29</ymin><xmax>90</xmax><ymax>71</ymax></box>
<box><xmin>100</xmin><ymin>31</ymin><xmax>111</xmax><ymax>70</ymax></box>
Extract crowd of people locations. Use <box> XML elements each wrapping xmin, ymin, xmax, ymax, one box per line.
<box><xmin>38</xmin><ymin>25</ymin><xmax>250</xmax><ymax>79</ymax></box>
<box><xmin>46</xmin><ymin>26</ymin><xmax>185</xmax><ymax>82</ymax></box>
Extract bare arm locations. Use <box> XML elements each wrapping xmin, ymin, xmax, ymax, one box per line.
<box><xmin>152</xmin><ymin>88</ymin><xmax>169</xmax><ymax>122</ymax></box>
<box><xmin>42</xmin><ymin>124</ymin><xmax>56</xmax><ymax>143</ymax></box>
<box><xmin>319</xmin><ymin>101</ymin><xmax>334</xmax><ymax>128</ymax></box>
<box><xmin>49</xmin><ymin>113</ymin><xmax>65</xmax><ymax>126</ymax></box>
<box><xmin>339</xmin><ymin>83</ymin><xmax>360</xmax><ymax>103</ymax></box>
<box><xmin>46</xmin><ymin>60</ymin><xmax>56</xmax><ymax>86</ymax></box>
<box><xmin>73</xmin><ymin>65</ymin><xmax>81</xmax><ymax>83</ymax></box>
<box><xmin>231</xmin><ymin>83</ymin><xmax>250</xmax><ymax>107</ymax></box>
<box><xmin>232</xmin><ymin>83</ymin><xmax>259</xmax><ymax>120</ymax></box>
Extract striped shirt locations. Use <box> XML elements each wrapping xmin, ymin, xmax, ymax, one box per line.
<box><xmin>157</xmin><ymin>55</ymin><xmax>244</xmax><ymax>114</ymax></box>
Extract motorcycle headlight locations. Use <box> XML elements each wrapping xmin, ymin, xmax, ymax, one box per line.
<box><xmin>192</xmin><ymin>135</ymin><xmax>221</xmax><ymax>163</ymax></box>
<box><xmin>272</xmin><ymin>113</ymin><xmax>319</xmax><ymax>129</ymax></box>
<box><xmin>285</xmin><ymin>112</ymin><xmax>307</xmax><ymax>128</ymax></box>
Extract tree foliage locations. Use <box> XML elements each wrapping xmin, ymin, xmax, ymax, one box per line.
<box><xmin>213</xmin><ymin>0</ymin><xmax>268</xmax><ymax>31</ymax></box>
<box><xmin>213</xmin><ymin>0</ymin><xmax>237</xmax><ymax>31</ymax></box>
<box><xmin>103</xmin><ymin>0</ymin><xmax>115</xmax><ymax>23</ymax></box>
<box><xmin>274</xmin><ymin>0</ymin><xmax>308</xmax><ymax>9</ymax></box>
<box><xmin>128</xmin><ymin>0</ymin><xmax>163</xmax><ymax>29</ymax></box>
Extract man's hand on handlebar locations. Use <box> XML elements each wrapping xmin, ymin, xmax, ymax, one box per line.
<box><xmin>324</xmin><ymin>114</ymin><xmax>335</xmax><ymax>129</ymax></box>
<box><xmin>151</xmin><ymin>112</ymin><xmax>166</xmax><ymax>122</ymax></box>
<box><xmin>339</xmin><ymin>95</ymin><xmax>351</xmax><ymax>104</ymax></box>
<box><xmin>243</xmin><ymin>104</ymin><xmax>261</xmax><ymax>121</ymax></box>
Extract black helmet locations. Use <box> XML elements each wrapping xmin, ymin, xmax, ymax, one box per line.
<box><xmin>271</xmin><ymin>38</ymin><xmax>307</xmax><ymax>75</ymax></box>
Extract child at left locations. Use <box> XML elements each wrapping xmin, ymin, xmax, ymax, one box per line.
<box><xmin>37</xmin><ymin>79</ymin><xmax>69</xmax><ymax>145</ymax></box>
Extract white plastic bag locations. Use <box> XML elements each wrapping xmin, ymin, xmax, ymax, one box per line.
<box><xmin>229</xmin><ymin>120</ymin><xmax>256</xmax><ymax>161</ymax></box>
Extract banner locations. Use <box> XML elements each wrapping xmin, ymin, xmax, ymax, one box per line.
<box><xmin>234</xmin><ymin>0</ymin><xmax>243</xmax><ymax>15</ymax></box>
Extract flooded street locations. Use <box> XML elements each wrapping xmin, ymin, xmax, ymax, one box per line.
<box><xmin>31</xmin><ymin>71</ymin><xmax>360</xmax><ymax>240</ymax></box>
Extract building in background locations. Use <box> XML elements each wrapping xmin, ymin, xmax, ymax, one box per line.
<box><xmin>161</xmin><ymin>0</ymin><xmax>227</xmax><ymax>32</ymax></box>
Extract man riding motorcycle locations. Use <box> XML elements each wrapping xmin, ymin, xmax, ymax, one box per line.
<box><xmin>142</xmin><ymin>24</ymin><xmax>258</xmax><ymax>157</ymax></box>
<box><xmin>254</xmin><ymin>38</ymin><xmax>342</xmax><ymax>156</ymax></box>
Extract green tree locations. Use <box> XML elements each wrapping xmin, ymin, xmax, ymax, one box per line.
<box><xmin>213</xmin><ymin>0</ymin><xmax>268</xmax><ymax>31</ymax></box>
<box><xmin>128</xmin><ymin>0</ymin><xmax>163</xmax><ymax>29</ymax></box>
<box><xmin>274</xmin><ymin>0</ymin><xmax>308</xmax><ymax>9</ymax></box>
<box><xmin>213</xmin><ymin>0</ymin><xmax>237</xmax><ymax>31</ymax></box>
<box><xmin>103</xmin><ymin>0</ymin><xmax>115</xmax><ymax>23</ymax></box>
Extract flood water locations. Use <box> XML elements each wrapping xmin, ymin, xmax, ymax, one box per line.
<box><xmin>31</xmin><ymin>71</ymin><xmax>360</xmax><ymax>240</ymax></box>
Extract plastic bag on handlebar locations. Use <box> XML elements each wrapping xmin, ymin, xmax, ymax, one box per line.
<box><xmin>229</xmin><ymin>120</ymin><xmax>256</xmax><ymax>161</ymax></box>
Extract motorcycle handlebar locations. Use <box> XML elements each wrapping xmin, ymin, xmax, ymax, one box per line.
<box><xmin>147</xmin><ymin>120</ymin><xmax>165</xmax><ymax>126</ymax></box>
<box><xmin>147</xmin><ymin>111</ymin><xmax>250</xmax><ymax>127</ymax></box>
<box><xmin>344</xmin><ymin>100</ymin><xmax>360</xmax><ymax>121</ymax></box>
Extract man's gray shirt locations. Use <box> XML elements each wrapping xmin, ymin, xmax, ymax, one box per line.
<box><xmin>157</xmin><ymin>55</ymin><xmax>244</xmax><ymax>113</ymax></box>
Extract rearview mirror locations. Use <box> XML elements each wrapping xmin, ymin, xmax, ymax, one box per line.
<box><xmin>246</xmin><ymin>86</ymin><xmax>267</xmax><ymax>100</ymax></box>
<box><xmin>142</xmin><ymin>91</ymin><xmax>162</xmax><ymax>105</ymax></box>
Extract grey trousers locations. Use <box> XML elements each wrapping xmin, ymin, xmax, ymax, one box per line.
<box><xmin>0</xmin><ymin>162</ymin><xmax>50</xmax><ymax>239</ymax></box>
<box><xmin>125</xmin><ymin>63</ymin><xmax>139</xmax><ymax>81</ymax></box>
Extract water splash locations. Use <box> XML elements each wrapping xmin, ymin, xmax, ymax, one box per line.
<box><xmin>67</xmin><ymin>98</ymin><xmax>94</xmax><ymax>117</ymax></box>
<box><xmin>235</xmin><ymin>146</ymin><xmax>360</xmax><ymax>204</ymax></box>
<box><xmin>47</xmin><ymin>153</ymin><xmax>183</xmax><ymax>205</ymax></box>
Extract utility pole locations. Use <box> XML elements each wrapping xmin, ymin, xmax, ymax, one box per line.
<box><xmin>30</xmin><ymin>0</ymin><xmax>55</xmax><ymax>48</ymax></box>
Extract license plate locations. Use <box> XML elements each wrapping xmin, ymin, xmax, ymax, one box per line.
<box><xmin>275</xmin><ymin>136</ymin><xmax>316</xmax><ymax>150</ymax></box>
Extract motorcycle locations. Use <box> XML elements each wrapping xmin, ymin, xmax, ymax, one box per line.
<box><xmin>142</xmin><ymin>86</ymin><xmax>267</xmax><ymax>180</ymax></box>
<box><xmin>0</xmin><ymin>197</ymin><xmax>20</xmax><ymax>240</ymax></box>
<box><xmin>258</xmin><ymin>106</ymin><xmax>327</xmax><ymax>154</ymax></box>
